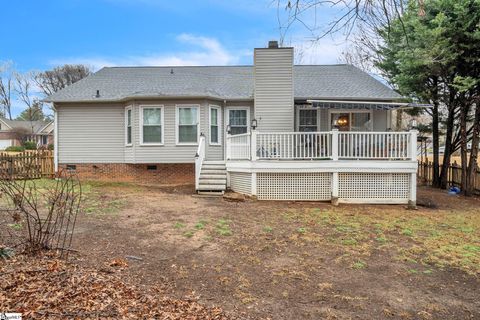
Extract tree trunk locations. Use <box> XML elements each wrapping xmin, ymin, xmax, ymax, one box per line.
<box><xmin>439</xmin><ymin>106</ymin><xmax>455</xmax><ymax>189</ymax></box>
<box><xmin>459</xmin><ymin>104</ymin><xmax>468</xmax><ymax>195</ymax></box>
<box><xmin>466</xmin><ymin>101</ymin><xmax>480</xmax><ymax>195</ymax></box>
<box><xmin>431</xmin><ymin>89</ymin><xmax>440</xmax><ymax>187</ymax></box>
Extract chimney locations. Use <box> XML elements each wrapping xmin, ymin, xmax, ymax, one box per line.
<box><xmin>268</xmin><ymin>40</ymin><xmax>279</xmax><ymax>48</ymax></box>
<box><xmin>254</xmin><ymin>41</ymin><xmax>294</xmax><ymax>131</ymax></box>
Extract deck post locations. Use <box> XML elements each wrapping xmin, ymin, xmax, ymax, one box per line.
<box><xmin>331</xmin><ymin>171</ymin><xmax>339</xmax><ymax>206</ymax></box>
<box><xmin>251</xmin><ymin>130</ymin><xmax>257</xmax><ymax>161</ymax></box>
<box><xmin>331</xmin><ymin>129</ymin><xmax>339</xmax><ymax>161</ymax></box>
<box><xmin>409</xmin><ymin>129</ymin><xmax>418</xmax><ymax>161</ymax></box>
<box><xmin>408</xmin><ymin>130</ymin><xmax>418</xmax><ymax>208</ymax></box>
<box><xmin>226</xmin><ymin>133</ymin><xmax>231</xmax><ymax>160</ymax></box>
<box><xmin>251</xmin><ymin>172</ymin><xmax>257</xmax><ymax>196</ymax></box>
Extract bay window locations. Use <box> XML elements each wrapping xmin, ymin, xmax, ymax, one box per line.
<box><xmin>177</xmin><ymin>105</ymin><xmax>199</xmax><ymax>144</ymax></box>
<box><xmin>141</xmin><ymin>106</ymin><xmax>163</xmax><ymax>144</ymax></box>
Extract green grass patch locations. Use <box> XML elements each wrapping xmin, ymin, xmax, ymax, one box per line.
<box><xmin>174</xmin><ymin>222</ymin><xmax>186</xmax><ymax>229</ymax></box>
<box><xmin>216</xmin><ymin>219</ymin><xmax>232</xmax><ymax>236</ymax></box>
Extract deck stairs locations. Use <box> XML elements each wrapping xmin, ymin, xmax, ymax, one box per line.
<box><xmin>197</xmin><ymin>161</ymin><xmax>227</xmax><ymax>195</ymax></box>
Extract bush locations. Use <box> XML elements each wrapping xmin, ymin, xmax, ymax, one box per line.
<box><xmin>5</xmin><ymin>146</ymin><xmax>25</xmax><ymax>152</ymax></box>
<box><xmin>23</xmin><ymin>141</ymin><xmax>37</xmax><ymax>150</ymax></box>
<box><xmin>47</xmin><ymin>143</ymin><xmax>54</xmax><ymax>150</ymax></box>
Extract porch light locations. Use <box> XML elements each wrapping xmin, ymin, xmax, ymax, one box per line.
<box><xmin>251</xmin><ymin>118</ymin><xmax>258</xmax><ymax>130</ymax></box>
<box><xmin>226</xmin><ymin>124</ymin><xmax>231</xmax><ymax>134</ymax></box>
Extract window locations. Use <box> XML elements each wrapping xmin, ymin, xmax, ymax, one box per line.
<box><xmin>210</xmin><ymin>106</ymin><xmax>220</xmax><ymax>145</ymax></box>
<box><xmin>351</xmin><ymin>112</ymin><xmax>372</xmax><ymax>131</ymax></box>
<box><xmin>42</xmin><ymin>135</ymin><xmax>48</xmax><ymax>145</ymax></box>
<box><xmin>177</xmin><ymin>106</ymin><xmax>199</xmax><ymax>144</ymax></box>
<box><xmin>299</xmin><ymin>109</ymin><xmax>317</xmax><ymax>132</ymax></box>
<box><xmin>141</xmin><ymin>106</ymin><xmax>163</xmax><ymax>144</ymax></box>
<box><xmin>125</xmin><ymin>107</ymin><xmax>132</xmax><ymax>145</ymax></box>
<box><xmin>228</xmin><ymin>109</ymin><xmax>248</xmax><ymax>135</ymax></box>
<box><xmin>330</xmin><ymin>111</ymin><xmax>372</xmax><ymax>131</ymax></box>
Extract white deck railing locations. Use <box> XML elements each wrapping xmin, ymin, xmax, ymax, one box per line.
<box><xmin>226</xmin><ymin>130</ymin><xmax>417</xmax><ymax>161</ymax></box>
<box><xmin>338</xmin><ymin>132</ymin><xmax>412</xmax><ymax>160</ymax></box>
<box><xmin>256</xmin><ymin>132</ymin><xmax>332</xmax><ymax>159</ymax></box>
<box><xmin>226</xmin><ymin>132</ymin><xmax>251</xmax><ymax>160</ymax></box>
<box><xmin>194</xmin><ymin>134</ymin><xmax>206</xmax><ymax>190</ymax></box>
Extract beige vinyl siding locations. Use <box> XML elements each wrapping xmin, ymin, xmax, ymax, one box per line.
<box><xmin>254</xmin><ymin>48</ymin><xmax>294</xmax><ymax>132</ymax></box>
<box><xmin>132</xmin><ymin>101</ymin><xmax>201</xmax><ymax>163</ymax></box>
<box><xmin>229</xmin><ymin>172</ymin><xmax>252</xmax><ymax>195</ymax></box>
<box><xmin>57</xmin><ymin>104</ymin><xmax>125</xmax><ymax>163</ymax></box>
<box><xmin>372</xmin><ymin>110</ymin><xmax>388</xmax><ymax>131</ymax></box>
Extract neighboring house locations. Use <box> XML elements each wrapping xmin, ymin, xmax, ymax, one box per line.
<box><xmin>45</xmin><ymin>41</ymin><xmax>418</xmax><ymax>206</ymax></box>
<box><xmin>0</xmin><ymin>117</ymin><xmax>54</xmax><ymax>149</ymax></box>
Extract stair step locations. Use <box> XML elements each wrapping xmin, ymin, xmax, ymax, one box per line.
<box><xmin>200</xmin><ymin>174</ymin><xmax>227</xmax><ymax>179</ymax></box>
<box><xmin>195</xmin><ymin>191</ymin><xmax>225</xmax><ymax>196</ymax></box>
<box><xmin>203</xmin><ymin>161</ymin><xmax>226</xmax><ymax>165</ymax></box>
<box><xmin>201</xmin><ymin>165</ymin><xmax>226</xmax><ymax>170</ymax></box>
<box><xmin>199</xmin><ymin>178</ymin><xmax>227</xmax><ymax>184</ymax></box>
<box><xmin>201</xmin><ymin>169</ymin><xmax>227</xmax><ymax>175</ymax></box>
<box><xmin>198</xmin><ymin>184</ymin><xmax>226</xmax><ymax>191</ymax></box>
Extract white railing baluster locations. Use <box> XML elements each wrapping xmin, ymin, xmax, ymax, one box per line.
<box><xmin>225</xmin><ymin>131</ymin><xmax>413</xmax><ymax>161</ymax></box>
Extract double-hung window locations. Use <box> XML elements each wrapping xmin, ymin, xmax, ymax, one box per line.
<box><xmin>299</xmin><ymin>109</ymin><xmax>317</xmax><ymax>132</ymax></box>
<box><xmin>141</xmin><ymin>106</ymin><xmax>163</xmax><ymax>144</ymax></box>
<box><xmin>177</xmin><ymin>106</ymin><xmax>199</xmax><ymax>144</ymax></box>
<box><xmin>209</xmin><ymin>106</ymin><xmax>220</xmax><ymax>145</ymax></box>
<box><xmin>228</xmin><ymin>109</ymin><xmax>248</xmax><ymax>135</ymax></box>
<box><xmin>125</xmin><ymin>107</ymin><xmax>132</xmax><ymax>145</ymax></box>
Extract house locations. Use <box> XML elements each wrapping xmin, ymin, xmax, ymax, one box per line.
<box><xmin>0</xmin><ymin>117</ymin><xmax>54</xmax><ymax>149</ymax></box>
<box><xmin>45</xmin><ymin>41</ymin><xmax>418</xmax><ymax>206</ymax></box>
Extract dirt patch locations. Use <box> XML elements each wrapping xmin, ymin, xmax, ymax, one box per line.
<box><xmin>4</xmin><ymin>183</ymin><xmax>479</xmax><ymax>319</ymax></box>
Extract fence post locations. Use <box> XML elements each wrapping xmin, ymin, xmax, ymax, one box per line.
<box><xmin>251</xmin><ymin>130</ymin><xmax>257</xmax><ymax>161</ymax></box>
<box><xmin>331</xmin><ymin>129</ymin><xmax>339</xmax><ymax>161</ymax></box>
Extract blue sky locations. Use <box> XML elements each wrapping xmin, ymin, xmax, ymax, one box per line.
<box><xmin>1</xmin><ymin>0</ymin><xmax>348</xmax><ymax>116</ymax></box>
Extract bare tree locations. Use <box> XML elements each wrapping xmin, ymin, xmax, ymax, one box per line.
<box><xmin>14</xmin><ymin>72</ymin><xmax>44</xmax><ymax>132</ymax></box>
<box><xmin>34</xmin><ymin>64</ymin><xmax>92</xmax><ymax>96</ymax></box>
<box><xmin>0</xmin><ymin>61</ymin><xmax>14</xmax><ymax>120</ymax></box>
<box><xmin>0</xmin><ymin>169</ymin><xmax>82</xmax><ymax>257</ymax></box>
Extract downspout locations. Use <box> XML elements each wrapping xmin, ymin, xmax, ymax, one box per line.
<box><xmin>53</xmin><ymin>105</ymin><xmax>59</xmax><ymax>173</ymax></box>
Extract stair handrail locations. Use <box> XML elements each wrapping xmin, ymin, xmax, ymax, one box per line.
<box><xmin>195</xmin><ymin>134</ymin><xmax>206</xmax><ymax>191</ymax></box>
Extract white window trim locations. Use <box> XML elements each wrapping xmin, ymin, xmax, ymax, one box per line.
<box><xmin>328</xmin><ymin>109</ymin><xmax>373</xmax><ymax>131</ymax></box>
<box><xmin>125</xmin><ymin>106</ymin><xmax>132</xmax><ymax>146</ymax></box>
<box><xmin>139</xmin><ymin>105</ymin><xmax>164</xmax><ymax>146</ymax></box>
<box><xmin>296</xmin><ymin>106</ymin><xmax>318</xmax><ymax>132</ymax></box>
<box><xmin>225</xmin><ymin>107</ymin><xmax>250</xmax><ymax>135</ymax></box>
<box><xmin>209</xmin><ymin>105</ymin><xmax>221</xmax><ymax>146</ymax></box>
<box><xmin>176</xmin><ymin>104</ymin><xmax>200</xmax><ymax>146</ymax></box>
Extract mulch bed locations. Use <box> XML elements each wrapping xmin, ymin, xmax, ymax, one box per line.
<box><xmin>0</xmin><ymin>252</ymin><xmax>229</xmax><ymax>319</ymax></box>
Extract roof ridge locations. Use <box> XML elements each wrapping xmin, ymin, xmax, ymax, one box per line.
<box><xmin>103</xmin><ymin>64</ymin><xmax>352</xmax><ymax>69</ymax></box>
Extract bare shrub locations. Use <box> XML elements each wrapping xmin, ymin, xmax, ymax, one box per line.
<box><xmin>0</xmin><ymin>169</ymin><xmax>82</xmax><ymax>257</ymax></box>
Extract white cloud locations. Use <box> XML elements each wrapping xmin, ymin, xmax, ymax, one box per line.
<box><xmin>50</xmin><ymin>34</ymin><xmax>246</xmax><ymax>70</ymax></box>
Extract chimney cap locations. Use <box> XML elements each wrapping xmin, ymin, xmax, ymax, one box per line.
<box><xmin>268</xmin><ymin>40</ymin><xmax>279</xmax><ymax>48</ymax></box>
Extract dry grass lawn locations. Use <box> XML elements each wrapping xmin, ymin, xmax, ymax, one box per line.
<box><xmin>1</xmin><ymin>180</ymin><xmax>479</xmax><ymax>319</ymax></box>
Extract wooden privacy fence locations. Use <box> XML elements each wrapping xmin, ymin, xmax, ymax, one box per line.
<box><xmin>418</xmin><ymin>160</ymin><xmax>480</xmax><ymax>193</ymax></box>
<box><xmin>0</xmin><ymin>150</ymin><xmax>54</xmax><ymax>180</ymax></box>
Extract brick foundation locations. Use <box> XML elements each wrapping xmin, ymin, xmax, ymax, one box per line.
<box><xmin>58</xmin><ymin>163</ymin><xmax>194</xmax><ymax>185</ymax></box>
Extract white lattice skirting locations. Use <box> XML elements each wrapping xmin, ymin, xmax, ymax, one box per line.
<box><xmin>338</xmin><ymin>173</ymin><xmax>410</xmax><ymax>200</ymax></box>
<box><xmin>228</xmin><ymin>171</ymin><xmax>412</xmax><ymax>203</ymax></box>
<box><xmin>257</xmin><ymin>172</ymin><xmax>332</xmax><ymax>201</ymax></box>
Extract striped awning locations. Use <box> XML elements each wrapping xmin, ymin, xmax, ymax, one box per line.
<box><xmin>307</xmin><ymin>100</ymin><xmax>409</xmax><ymax>110</ymax></box>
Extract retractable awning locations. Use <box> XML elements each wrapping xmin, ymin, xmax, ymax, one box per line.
<box><xmin>306</xmin><ymin>100</ymin><xmax>431</xmax><ymax>110</ymax></box>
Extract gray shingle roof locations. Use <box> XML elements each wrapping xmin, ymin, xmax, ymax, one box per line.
<box><xmin>1</xmin><ymin>117</ymin><xmax>51</xmax><ymax>134</ymax></box>
<box><xmin>45</xmin><ymin>65</ymin><xmax>402</xmax><ymax>103</ymax></box>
